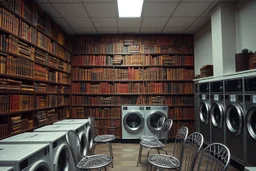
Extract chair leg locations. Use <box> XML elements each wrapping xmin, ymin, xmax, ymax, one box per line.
<box><xmin>147</xmin><ymin>148</ymin><xmax>152</xmax><ymax>160</ymax></box>
<box><xmin>137</xmin><ymin>144</ymin><xmax>143</xmax><ymax>167</ymax></box>
<box><xmin>107</xmin><ymin>142</ymin><xmax>113</xmax><ymax>168</ymax></box>
<box><xmin>110</xmin><ymin>143</ymin><xmax>114</xmax><ymax>159</ymax></box>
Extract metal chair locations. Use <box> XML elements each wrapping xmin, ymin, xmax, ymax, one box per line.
<box><xmin>89</xmin><ymin>116</ymin><xmax>116</xmax><ymax>167</ymax></box>
<box><xmin>192</xmin><ymin>143</ymin><xmax>231</xmax><ymax>171</ymax></box>
<box><xmin>137</xmin><ymin>119</ymin><xmax>173</xmax><ymax>167</ymax></box>
<box><xmin>148</xmin><ymin>131</ymin><xmax>203</xmax><ymax>171</ymax></box>
<box><xmin>66</xmin><ymin>130</ymin><xmax>112</xmax><ymax>171</ymax></box>
<box><xmin>140</xmin><ymin>116</ymin><xmax>166</xmax><ymax>141</ymax></box>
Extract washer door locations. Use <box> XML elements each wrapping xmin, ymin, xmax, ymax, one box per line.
<box><xmin>123</xmin><ymin>112</ymin><xmax>144</xmax><ymax>133</ymax></box>
<box><xmin>246</xmin><ymin>107</ymin><xmax>256</xmax><ymax>140</ymax></box>
<box><xmin>226</xmin><ymin>104</ymin><xmax>244</xmax><ymax>135</ymax></box>
<box><xmin>199</xmin><ymin>101</ymin><xmax>211</xmax><ymax>124</ymax></box>
<box><xmin>210</xmin><ymin>102</ymin><xmax>224</xmax><ymax>129</ymax></box>
<box><xmin>54</xmin><ymin>144</ymin><xmax>71</xmax><ymax>171</ymax></box>
<box><xmin>147</xmin><ymin>111</ymin><xmax>166</xmax><ymax>132</ymax></box>
<box><xmin>29</xmin><ymin>160</ymin><xmax>51</xmax><ymax>171</ymax></box>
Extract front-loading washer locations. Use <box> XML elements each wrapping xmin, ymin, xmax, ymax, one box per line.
<box><xmin>0</xmin><ymin>132</ymin><xmax>73</xmax><ymax>171</ymax></box>
<box><xmin>210</xmin><ymin>80</ymin><xmax>225</xmax><ymax>144</ymax></box>
<box><xmin>0</xmin><ymin>144</ymin><xmax>50</xmax><ymax>171</ymax></box>
<box><xmin>34</xmin><ymin>124</ymin><xmax>88</xmax><ymax>158</ymax></box>
<box><xmin>122</xmin><ymin>106</ymin><xmax>145</xmax><ymax>139</ymax></box>
<box><xmin>225</xmin><ymin>78</ymin><xmax>245</xmax><ymax>163</ymax></box>
<box><xmin>198</xmin><ymin>82</ymin><xmax>211</xmax><ymax>144</ymax></box>
<box><xmin>0</xmin><ymin>167</ymin><xmax>13</xmax><ymax>171</ymax></box>
<box><xmin>144</xmin><ymin>106</ymin><xmax>168</xmax><ymax>138</ymax></box>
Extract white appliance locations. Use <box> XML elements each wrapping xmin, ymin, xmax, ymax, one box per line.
<box><xmin>144</xmin><ymin>106</ymin><xmax>168</xmax><ymax>138</ymax></box>
<box><xmin>0</xmin><ymin>132</ymin><xmax>73</xmax><ymax>171</ymax></box>
<box><xmin>0</xmin><ymin>144</ymin><xmax>50</xmax><ymax>171</ymax></box>
<box><xmin>34</xmin><ymin>124</ymin><xmax>88</xmax><ymax>158</ymax></box>
<box><xmin>0</xmin><ymin>167</ymin><xmax>13</xmax><ymax>171</ymax></box>
<box><xmin>122</xmin><ymin>106</ymin><xmax>145</xmax><ymax>139</ymax></box>
<box><xmin>53</xmin><ymin>119</ymin><xmax>89</xmax><ymax>127</ymax></box>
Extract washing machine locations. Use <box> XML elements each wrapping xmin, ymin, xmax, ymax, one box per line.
<box><xmin>34</xmin><ymin>124</ymin><xmax>88</xmax><ymax>158</ymax></box>
<box><xmin>122</xmin><ymin>106</ymin><xmax>145</xmax><ymax>139</ymax></box>
<box><xmin>0</xmin><ymin>144</ymin><xmax>50</xmax><ymax>170</ymax></box>
<box><xmin>225</xmin><ymin>78</ymin><xmax>245</xmax><ymax>163</ymax></box>
<box><xmin>0</xmin><ymin>132</ymin><xmax>73</xmax><ymax>171</ymax></box>
<box><xmin>0</xmin><ymin>167</ymin><xmax>13</xmax><ymax>171</ymax></box>
<box><xmin>210</xmin><ymin>80</ymin><xmax>225</xmax><ymax>144</ymax></box>
<box><xmin>194</xmin><ymin>81</ymin><xmax>199</xmax><ymax>132</ymax></box>
<box><xmin>144</xmin><ymin>106</ymin><xmax>168</xmax><ymax>138</ymax></box>
<box><xmin>244</xmin><ymin>76</ymin><xmax>256</xmax><ymax>166</ymax></box>
<box><xmin>198</xmin><ymin>82</ymin><xmax>211</xmax><ymax>144</ymax></box>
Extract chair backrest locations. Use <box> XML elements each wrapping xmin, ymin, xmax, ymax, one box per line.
<box><xmin>180</xmin><ymin>132</ymin><xmax>204</xmax><ymax>171</ymax></box>
<box><xmin>159</xmin><ymin>119</ymin><xmax>173</xmax><ymax>145</ymax></box>
<box><xmin>172</xmin><ymin>126</ymin><xmax>189</xmax><ymax>161</ymax></box>
<box><xmin>156</xmin><ymin>116</ymin><xmax>166</xmax><ymax>139</ymax></box>
<box><xmin>66</xmin><ymin>130</ymin><xmax>83</xmax><ymax>165</ymax></box>
<box><xmin>192</xmin><ymin>143</ymin><xmax>231</xmax><ymax>171</ymax></box>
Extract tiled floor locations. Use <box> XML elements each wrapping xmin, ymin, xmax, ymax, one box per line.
<box><xmin>93</xmin><ymin>143</ymin><xmax>239</xmax><ymax>171</ymax></box>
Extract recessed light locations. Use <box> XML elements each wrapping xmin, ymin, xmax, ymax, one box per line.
<box><xmin>117</xmin><ymin>0</ymin><xmax>144</xmax><ymax>18</ymax></box>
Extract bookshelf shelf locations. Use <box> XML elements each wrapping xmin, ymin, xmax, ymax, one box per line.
<box><xmin>0</xmin><ymin>109</ymin><xmax>34</xmax><ymax>116</ymax></box>
<box><xmin>71</xmin><ymin>104</ymin><xmax>194</xmax><ymax>107</ymax></box>
<box><xmin>35</xmin><ymin>61</ymin><xmax>71</xmax><ymax>75</ymax></box>
<box><xmin>0</xmin><ymin>90</ymin><xmax>34</xmax><ymax>94</ymax></box>
<box><xmin>34</xmin><ymin>105</ymin><xmax>70</xmax><ymax>111</ymax></box>
<box><xmin>34</xmin><ymin>80</ymin><xmax>71</xmax><ymax>86</ymax></box>
<box><xmin>72</xmin><ymin>93</ymin><xmax>194</xmax><ymax>96</ymax></box>
<box><xmin>74</xmin><ymin>53</ymin><xmax>194</xmax><ymax>56</ymax></box>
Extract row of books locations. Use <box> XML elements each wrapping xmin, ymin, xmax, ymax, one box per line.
<box><xmin>0</xmin><ymin>78</ymin><xmax>34</xmax><ymax>91</ymax></box>
<box><xmin>35</xmin><ymin>95</ymin><xmax>69</xmax><ymax>108</ymax></box>
<box><xmin>72</xmin><ymin>82</ymin><xmax>113</xmax><ymax>94</ymax></box>
<box><xmin>169</xmin><ymin>108</ymin><xmax>194</xmax><ymax>119</ymax></box>
<box><xmin>72</xmin><ymin>55</ymin><xmax>113</xmax><ymax>66</ymax></box>
<box><xmin>83</xmin><ymin>107</ymin><xmax>120</xmax><ymax>118</ymax></box>
<box><xmin>169</xmin><ymin>121</ymin><xmax>195</xmax><ymax>138</ymax></box>
<box><xmin>72</xmin><ymin>68</ymin><xmax>113</xmax><ymax>81</ymax></box>
<box><xmin>9</xmin><ymin>115</ymin><xmax>31</xmax><ymax>134</ymax></box>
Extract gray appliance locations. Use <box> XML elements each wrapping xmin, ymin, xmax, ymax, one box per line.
<box><xmin>210</xmin><ymin>80</ymin><xmax>225</xmax><ymax>144</ymax></box>
<box><xmin>244</xmin><ymin>76</ymin><xmax>256</xmax><ymax>166</ymax></box>
<box><xmin>225</xmin><ymin>78</ymin><xmax>245</xmax><ymax>163</ymax></box>
<box><xmin>194</xmin><ymin>81</ymin><xmax>199</xmax><ymax>132</ymax></box>
<box><xmin>199</xmin><ymin>82</ymin><xmax>211</xmax><ymax>144</ymax></box>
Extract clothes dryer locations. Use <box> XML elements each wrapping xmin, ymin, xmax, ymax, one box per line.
<box><xmin>198</xmin><ymin>82</ymin><xmax>211</xmax><ymax>144</ymax></box>
<box><xmin>144</xmin><ymin>106</ymin><xmax>168</xmax><ymax>138</ymax></box>
<box><xmin>122</xmin><ymin>106</ymin><xmax>145</xmax><ymax>139</ymax></box>
<box><xmin>225</xmin><ymin>78</ymin><xmax>245</xmax><ymax>163</ymax></box>
<box><xmin>0</xmin><ymin>144</ymin><xmax>50</xmax><ymax>171</ymax></box>
<box><xmin>210</xmin><ymin>80</ymin><xmax>225</xmax><ymax>144</ymax></box>
<box><xmin>0</xmin><ymin>132</ymin><xmax>73</xmax><ymax>171</ymax></box>
<box><xmin>244</xmin><ymin>76</ymin><xmax>256</xmax><ymax>166</ymax></box>
<box><xmin>0</xmin><ymin>167</ymin><xmax>13</xmax><ymax>171</ymax></box>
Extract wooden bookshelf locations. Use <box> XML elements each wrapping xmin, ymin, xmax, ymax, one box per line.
<box><xmin>71</xmin><ymin>35</ymin><xmax>195</xmax><ymax>138</ymax></box>
<box><xmin>0</xmin><ymin>0</ymin><xmax>71</xmax><ymax>139</ymax></box>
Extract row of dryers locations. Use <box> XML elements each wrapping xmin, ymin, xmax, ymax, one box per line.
<box><xmin>195</xmin><ymin>76</ymin><xmax>256</xmax><ymax>166</ymax></box>
<box><xmin>0</xmin><ymin>119</ymin><xmax>90</xmax><ymax>171</ymax></box>
<box><xmin>121</xmin><ymin>106</ymin><xmax>168</xmax><ymax>139</ymax></box>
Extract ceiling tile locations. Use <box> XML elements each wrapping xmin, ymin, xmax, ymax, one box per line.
<box><xmin>200</xmin><ymin>2</ymin><xmax>217</xmax><ymax>17</ymax></box>
<box><xmin>143</xmin><ymin>3</ymin><xmax>178</xmax><ymax>17</ymax></box>
<box><xmin>191</xmin><ymin>17</ymin><xmax>210</xmax><ymax>27</ymax></box>
<box><xmin>119</xmin><ymin>28</ymin><xmax>140</xmax><ymax>33</ymax></box>
<box><xmin>65</xmin><ymin>18</ymin><xmax>94</xmax><ymax>27</ymax></box>
<box><xmin>162</xmin><ymin>27</ymin><xmax>186</xmax><ymax>33</ymax></box>
<box><xmin>92</xmin><ymin>18</ymin><xmax>117</xmax><ymax>27</ymax></box>
<box><xmin>82</xmin><ymin>0</ymin><xmax>114</xmax><ymax>2</ymax></box>
<box><xmin>118</xmin><ymin>18</ymin><xmax>142</xmax><ymax>27</ymax></box>
<box><xmin>140</xmin><ymin>27</ymin><xmax>163</xmax><ymax>33</ymax></box>
<box><xmin>62</xmin><ymin>26</ymin><xmax>76</xmax><ymax>34</ymax></box>
<box><xmin>37</xmin><ymin>3</ymin><xmax>61</xmax><ymax>18</ymax></box>
<box><xmin>142</xmin><ymin>18</ymin><xmax>168</xmax><ymax>27</ymax></box>
<box><xmin>97</xmin><ymin>27</ymin><xmax>118</xmax><ymax>33</ymax></box>
<box><xmin>180</xmin><ymin>0</ymin><xmax>215</xmax><ymax>2</ymax></box>
<box><xmin>166</xmin><ymin>17</ymin><xmax>196</xmax><ymax>27</ymax></box>
<box><xmin>183</xmin><ymin>26</ymin><xmax>198</xmax><ymax>33</ymax></box>
<box><xmin>73</xmin><ymin>27</ymin><xmax>97</xmax><ymax>34</ymax></box>
<box><xmin>172</xmin><ymin>2</ymin><xmax>211</xmax><ymax>17</ymax></box>
<box><xmin>49</xmin><ymin>0</ymin><xmax>81</xmax><ymax>2</ymax></box>
<box><xmin>146</xmin><ymin>0</ymin><xmax>180</xmax><ymax>2</ymax></box>
<box><xmin>53</xmin><ymin>18</ymin><xmax>69</xmax><ymax>27</ymax></box>
<box><xmin>52</xmin><ymin>3</ymin><xmax>88</xmax><ymax>18</ymax></box>
<box><xmin>84</xmin><ymin>3</ymin><xmax>117</xmax><ymax>17</ymax></box>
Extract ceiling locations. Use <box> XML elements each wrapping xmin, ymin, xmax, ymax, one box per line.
<box><xmin>35</xmin><ymin>0</ymin><xmax>235</xmax><ymax>35</ymax></box>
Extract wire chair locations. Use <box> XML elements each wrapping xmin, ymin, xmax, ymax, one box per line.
<box><xmin>140</xmin><ymin>116</ymin><xmax>166</xmax><ymax>141</ymax></box>
<box><xmin>147</xmin><ymin>131</ymin><xmax>203</xmax><ymax>171</ymax></box>
<box><xmin>137</xmin><ymin>119</ymin><xmax>173</xmax><ymax>167</ymax></box>
<box><xmin>192</xmin><ymin>143</ymin><xmax>231</xmax><ymax>171</ymax></box>
<box><xmin>66</xmin><ymin>130</ymin><xmax>112</xmax><ymax>171</ymax></box>
<box><xmin>89</xmin><ymin>116</ymin><xmax>116</xmax><ymax>167</ymax></box>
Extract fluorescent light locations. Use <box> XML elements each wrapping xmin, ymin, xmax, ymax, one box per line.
<box><xmin>117</xmin><ymin>0</ymin><xmax>144</xmax><ymax>18</ymax></box>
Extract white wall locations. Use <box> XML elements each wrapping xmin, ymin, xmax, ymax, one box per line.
<box><xmin>236</xmin><ymin>0</ymin><xmax>256</xmax><ymax>53</ymax></box>
<box><xmin>194</xmin><ymin>22</ymin><xmax>213</xmax><ymax>76</ymax></box>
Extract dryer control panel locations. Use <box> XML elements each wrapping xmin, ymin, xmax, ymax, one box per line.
<box><xmin>199</xmin><ymin>83</ymin><xmax>209</xmax><ymax>93</ymax></box>
<box><xmin>225</xmin><ymin>78</ymin><xmax>243</xmax><ymax>92</ymax></box>
<box><xmin>245</xmin><ymin>77</ymin><xmax>256</xmax><ymax>92</ymax></box>
<box><xmin>210</xmin><ymin>81</ymin><xmax>223</xmax><ymax>93</ymax></box>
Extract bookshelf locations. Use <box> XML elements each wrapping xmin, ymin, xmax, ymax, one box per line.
<box><xmin>71</xmin><ymin>35</ymin><xmax>195</xmax><ymax>138</ymax></box>
<box><xmin>0</xmin><ymin>0</ymin><xmax>71</xmax><ymax>139</ymax></box>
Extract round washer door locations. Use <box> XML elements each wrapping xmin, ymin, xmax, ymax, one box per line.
<box><xmin>54</xmin><ymin>143</ymin><xmax>71</xmax><ymax>171</ymax></box>
<box><xmin>29</xmin><ymin>160</ymin><xmax>51</xmax><ymax>171</ymax></box>
<box><xmin>199</xmin><ymin>101</ymin><xmax>211</xmax><ymax>124</ymax></box>
<box><xmin>210</xmin><ymin>102</ymin><xmax>224</xmax><ymax>129</ymax></box>
<box><xmin>123</xmin><ymin>112</ymin><xmax>144</xmax><ymax>133</ymax></box>
<box><xmin>246</xmin><ymin>107</ymin><xmax>256</xmax><ymax>140</ymax></box>
<box><xmin>147</xmin><ymin>112</ymin><xmax>167</xmax><ymax>132</ymax></box>
<box><xmin>226</xmin><ymin>104</ymin><xmax>244</xmax><ymax>135</ymax></box>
